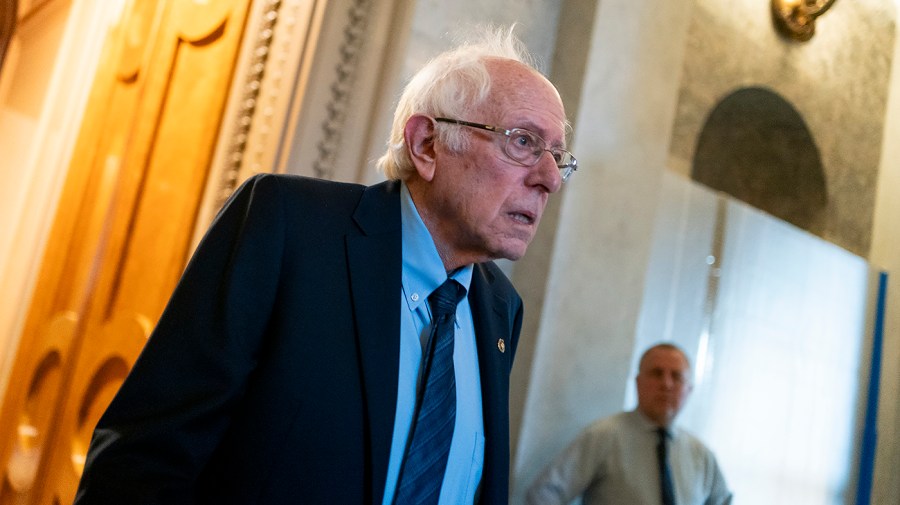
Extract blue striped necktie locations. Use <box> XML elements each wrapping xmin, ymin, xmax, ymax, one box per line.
<box><xmin>394</xmin><ymin>279</ymin><xmax>465</xmax><ymax>505</ymax></box>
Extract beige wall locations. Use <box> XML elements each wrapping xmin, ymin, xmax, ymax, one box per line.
<box><xmin>870</xmin><ymin>5</ymin><xmax>900</xmax><ymax>500</ymax></box>
<box><xmin>669</xmin><ymin>0</ymin><xmax>894</xmax><ymax>258</ymax></box>
<box><xmin>511</xmin><ymin>0</ymin><xmax>696</xmax><ymax>500</ymax></box>
<box><xmin>511</xmin><ymin>0</ymin><xmax>900</xmax><ymax>503</ymax></box>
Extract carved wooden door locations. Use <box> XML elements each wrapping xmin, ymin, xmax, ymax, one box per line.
<box><xmin>0</xmin><ymin>0</ymin><xmax>251</xmax><ymax>503</ymax></box>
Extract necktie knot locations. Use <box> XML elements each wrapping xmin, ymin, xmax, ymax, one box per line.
<box><xmin>428</xmin><ymin>279</ymin><xmax>465</xmax><ymax>319</ymax></box>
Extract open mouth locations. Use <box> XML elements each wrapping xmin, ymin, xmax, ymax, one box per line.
<box><xmin>510</xmin><ymin>211</ymin><xmax>535</xmax><ymax>225</ymax></box>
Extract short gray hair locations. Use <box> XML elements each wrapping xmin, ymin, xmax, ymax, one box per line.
<box><xmin>375</xmin><ymin>25</ymin><xmax>541</xmax><ymax>181</ymax></box>
<box><xmin>638</xmin><ymin>343</ymin><xmax>692</xmax><ymax>372</ymax></box>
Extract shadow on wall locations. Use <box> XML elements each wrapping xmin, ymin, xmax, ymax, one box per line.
<box><xmin>692</xmin><ymin>86</ymin><xmax>827</xmax><ymax>237</ymax></box>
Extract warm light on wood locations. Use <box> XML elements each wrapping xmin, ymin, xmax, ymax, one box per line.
<box><xmin>0</xmin><ymin>0</ymin><xmax>252</xmax><ymax>502</ymax></box>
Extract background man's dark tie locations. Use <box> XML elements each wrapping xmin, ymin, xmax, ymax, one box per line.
<box><xmin>657</xmin><ymin>427</ymin><xmax>677</xmax><ymax>505</ymax></box>
<box><xmin>395</xmin><ymin>279</ymin><xmax>466</xmax><ymax>504</ymax></box>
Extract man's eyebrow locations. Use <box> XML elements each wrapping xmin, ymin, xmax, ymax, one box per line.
<box><xmin>514</xmin><ymin>119</ymin><xmax>566</xmax><ymax>148</ymax></box>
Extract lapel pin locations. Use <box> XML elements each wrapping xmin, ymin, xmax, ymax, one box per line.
<box><xmin>497</xmin><ymin>338</ymin><xmax>505</xmax><ymax>353</ymax></box>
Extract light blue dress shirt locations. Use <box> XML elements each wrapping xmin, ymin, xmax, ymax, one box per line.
<box><xmin>381</xmin><ymin>183</ymin><xmax>484</xmax><ymax>505</ymax></box>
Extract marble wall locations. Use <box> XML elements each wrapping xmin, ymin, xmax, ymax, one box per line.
<box><xmin>507</xmin><ymin>0</ymin><xmax>900</xmax><ymax>502</ymax></box>
<box><xmin>669</xmin><ymin>0</ymin><xmax>895</xmax><ymax>258</ymax></box>
<box><xmin>511</xmin><ymin>1</ymin><xmax>695</xmax><ymax>500</ymax></box>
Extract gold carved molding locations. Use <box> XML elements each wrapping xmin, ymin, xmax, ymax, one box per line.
<box><xmin>312</xmin><ymin>0</ymin><xmax>373</xmax><ymax>180</ymax></box>
<box><xmin>212</xmin><ymin>0</ymin><xmax>285</xmax><ymax>208</ymax></box>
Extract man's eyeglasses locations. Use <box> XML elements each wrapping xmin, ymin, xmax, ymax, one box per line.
<box><xmin>434</xmin><ymin>118</ymin><xmax>578</xmax><ymax>183</ymax></box>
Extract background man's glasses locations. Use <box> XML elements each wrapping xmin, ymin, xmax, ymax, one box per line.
<box><xmin>434</xmin><ymin>117</ymin><xmax>578</xmax><ymax>183</ymax></box>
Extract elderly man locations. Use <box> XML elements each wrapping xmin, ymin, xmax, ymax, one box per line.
<box><xmin>74</xmin><ymin>26</ymin><xmax>574</xmax><ymax>505</ymax></box>
<box><xmin>527</xmin><ymin>343</ymin><xmax>732</xmax><ymax>505</ymax></box>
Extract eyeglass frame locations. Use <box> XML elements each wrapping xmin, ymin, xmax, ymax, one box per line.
<box><xmin>433</xmin><ymin>117</ymin><xmax>578</xmax><ymax>183</ymax></box>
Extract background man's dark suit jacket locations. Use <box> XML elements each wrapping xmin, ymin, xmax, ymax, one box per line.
<box><xmin>75</xmin><ymin>173</ymin><xmax>523</xmax><ymax>504</ymax></box>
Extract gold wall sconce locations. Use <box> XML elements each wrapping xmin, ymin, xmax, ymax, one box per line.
<box><xmin>771</xmin><ymin>0</ymin><xmax>837</xmax><ymax>42</ymax></box>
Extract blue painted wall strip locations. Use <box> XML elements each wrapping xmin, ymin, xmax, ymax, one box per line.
<box><xmin>856</xmin><ymin>271</ymin><xmax>888</xmax><ymax>505</ymax></box>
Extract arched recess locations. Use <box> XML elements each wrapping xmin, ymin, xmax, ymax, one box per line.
<box><xmin>692</xmin><ymin>86</ymin><xmax>827</xmax><ymax>235</ymax></box>
<box><xmin>0</xmin><ymin>0</ymin><xmax>14</xmax><ymax>72</ymax></box>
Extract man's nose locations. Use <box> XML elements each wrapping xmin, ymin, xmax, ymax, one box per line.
<box><xmin>529</xmin><ymin>151</ymin><xmax>562</xmax><ymax>193</ymax></box>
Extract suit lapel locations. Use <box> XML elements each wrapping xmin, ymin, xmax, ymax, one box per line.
<box><xmin>346</xmin><ymin>180</ymin><xmax>402</xmax><ymax>504</ymax></box>
<box><xmin>469</xmin><ymin>264</ymin><xmax>514</xmax><ymax>503</ymax></box>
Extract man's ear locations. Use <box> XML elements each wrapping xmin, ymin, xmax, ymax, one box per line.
<box><xmin>404</xmin><ymin>114</ymin><xmax>437</xmax><ymax>182</ymax></box>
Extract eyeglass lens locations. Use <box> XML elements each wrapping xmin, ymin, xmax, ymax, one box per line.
<box><xmin>504</xmin><ymin>129</ymin><xmax>576</xmax><ymax>178</ymax></box>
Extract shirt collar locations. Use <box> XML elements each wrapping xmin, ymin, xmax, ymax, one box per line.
<box><xmin>631</xmin><ymin>408</ymin><xmax>676</xmax><ymax>438</ymax></box>
<box><xmin>400</xmin><ymin>182</ymin><xmax>473</xmax><ymax>312</ymax></box>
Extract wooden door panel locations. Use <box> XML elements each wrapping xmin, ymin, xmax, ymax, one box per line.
<box><xmin>0</xmin><ymin>0</ymin><xmax>252</xmax><ymax>503</ymax></box>
<box><xmin>35</xmin><ymin>0</ymin><xmax>252</xmax><ymax>502</ymax></box>
<box><xmin>111</xmin><ymin>0</ymin><xmax>249</xmax><ymax>319</ymax></box>
<box><xmin>0</xmin><ymin>315</ymin><xmax>71</xmax><ymax>504</ymax></box>
<box><xmin>38</xmin><ymin>315</ymin><xmax>149</xmax><ymax>505</ymax></box>
<box><xmin>0</xmin><ymin>0</ymin><xmax>161</xmax><ymax>501</ymax></box>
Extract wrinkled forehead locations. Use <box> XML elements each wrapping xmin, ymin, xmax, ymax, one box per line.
<box><xmin>481</xmin><ymin>58</ymin><xmax>567</xmax><ymax>135</ymax></box>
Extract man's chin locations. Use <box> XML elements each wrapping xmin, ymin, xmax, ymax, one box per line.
<box><xmin>496</xmin><ymin>248</ymin><xmax>527</xmax><ymax>263</ymax></box>
<box><xmin>495</xmin><ymin>236</ymin><xmax>534</xmax><ymax>262</ymax></box>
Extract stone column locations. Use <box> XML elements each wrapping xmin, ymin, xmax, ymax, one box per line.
<box><xmin>511</xmin><ymin>0</ymin><xmax>695</xmax><ymax>500</ymax></box>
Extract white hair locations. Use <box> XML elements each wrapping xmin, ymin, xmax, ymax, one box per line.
<box><xmin>375</xmin><ymin>25</ymin><xmax>542</xmax><ymax>180</ymax></box>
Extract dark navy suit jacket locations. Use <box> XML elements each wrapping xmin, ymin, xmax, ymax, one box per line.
<box><xmin>75</xmin><ymin>174</ymin><xmax>523</xmax><ymax>504</ymax></box>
